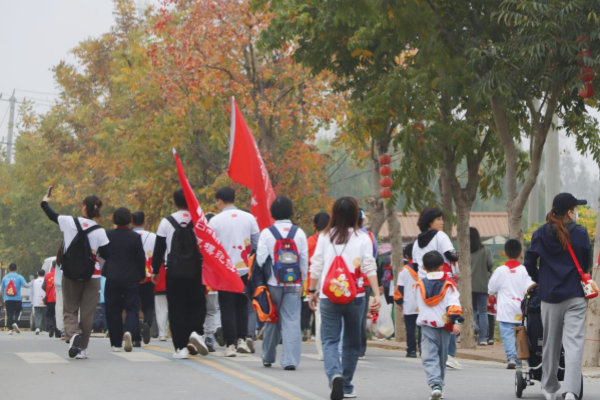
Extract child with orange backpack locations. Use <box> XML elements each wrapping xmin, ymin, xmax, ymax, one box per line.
<box><xmin>395</xmin><ymin>243</ymin><xmax>420</xmax><ymax>358</ymax></box>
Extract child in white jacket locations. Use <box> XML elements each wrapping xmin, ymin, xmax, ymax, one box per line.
<box><xmin>488</xmin><ymin>239</ymin><xmax>536</xmax><ymax>369</ymax></box>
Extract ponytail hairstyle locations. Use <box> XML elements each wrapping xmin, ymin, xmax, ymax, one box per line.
<box><xmin>325</xmin><ymin>196</ymin><xmax>360</xmax><ymax>245</ymax></box>
<box><xmin>83</xmin><ymin>196</ymin><xmax>103</xmax><ymax>220</ymax></box>
<box><xmin>546</xmin><ymin>206</ymin><xmax>574</xmax><ymax>249</ymax></box>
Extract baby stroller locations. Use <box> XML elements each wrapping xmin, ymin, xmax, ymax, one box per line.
<box><xmin>515</xmin><ymin>287</ymin><xmax>583</xmax><ymax>399</ymax></box>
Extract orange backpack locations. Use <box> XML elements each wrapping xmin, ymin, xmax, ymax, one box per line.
<box><xmin>252</xmin><ymin>286</ymin><xmax>278</xmax><ymax>323</ymax></box>
<box><xmin>322</xmin><ymin>243</ymin><xmax>358</xmax><ymax>304</ymax></box>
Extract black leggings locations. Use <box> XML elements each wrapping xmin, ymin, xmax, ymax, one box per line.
<box><xmin>5</xmin><ymin>301</ymin><xmax>22</xmax><ymax>328</ymax></box>
<box><xmin>167</xmin><ymin>273</ymin><xmax>206</xmax><ymax>350</ymax></box>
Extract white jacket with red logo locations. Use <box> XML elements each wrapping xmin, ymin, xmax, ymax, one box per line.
<box><xmin>488</xmin><ymin>261</ymin><xmax>534</xmax><ymax>323</ymax></box>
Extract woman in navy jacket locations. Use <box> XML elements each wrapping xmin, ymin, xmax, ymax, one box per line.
<box><xmin>524</xmin><ymin>193</ymin><xmax>592</xmax><ymax>400</ymax></box>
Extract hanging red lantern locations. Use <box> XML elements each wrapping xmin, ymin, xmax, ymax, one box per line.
<box><xmin>380</xmin><ymin>188</ymin><xmax>392</xmax><ymax>198</ymax></box>
<box><xmin>380</xmin><ymin>165</ymin><xmax>392</xmax><ymax>176</ymax></box>
<box><xmin>579</xmin><ymin>67</ymin><xmax>595</xmax><ymax>83</ymax></box>
<box><xmin>379</xmin><ymin>154</ymin><xmax>392</xmax><ymax>165</ymax></box>
<box><xmin>380</xmin><ymin>177</ymin><xmax>393</xmax><ymax>188</ymax></box>
<box><xmin>579</xmin><ymin>83</ymin><xmax>595</xmax><ymax>98</ymax></box>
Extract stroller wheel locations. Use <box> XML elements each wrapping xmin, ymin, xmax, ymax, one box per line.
<box><xmin>515</xmin><ymin>370</ymin><xmax>525</xmax><ymax>398</ymax></box>
<box><xmin>579</xmin><ymin>374</ymin><xmax>584</xmax><ymax>400</ymax></box>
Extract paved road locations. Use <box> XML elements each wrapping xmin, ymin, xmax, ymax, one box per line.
<box><xmin>1</xmin><ymin>332</ymin><xmax>597</xmax><ymax>400</ymax></box>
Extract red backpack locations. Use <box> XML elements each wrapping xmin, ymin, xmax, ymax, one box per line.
<box><xmin>322</xmin><ymin>243</ymin><xmax>358</xmax><ymax>304</ymax></box>
<box><xmin>5</xmin><ymin>279</ymin><xmax>17</xmax><ymax>297</ymax></box>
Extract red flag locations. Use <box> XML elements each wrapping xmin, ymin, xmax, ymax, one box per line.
<box><xmin>228</xmin><ymin>97</ymin><xmax>276</xmax><ymax>230</ymax></box>
<box><xmin>173</xmin><ymin>149</ymin><xmax>245</xmax><ymax>293</ymax></box>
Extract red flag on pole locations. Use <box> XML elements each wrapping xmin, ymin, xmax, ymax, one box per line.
<box><xmin>228</xmin><ymin>97</ymin><xmax>276</xmax><ymax>230</ymax></box>
<box><xmin>173</xmin><ymin>149</ymin><xmax>245</xmax><ymax>293</ymax></box>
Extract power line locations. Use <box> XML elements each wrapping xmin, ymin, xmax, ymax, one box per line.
<box><xmin>15</xmin><ymin>88</ymin><xmax>60</xmax><ymax>96</ymax></box>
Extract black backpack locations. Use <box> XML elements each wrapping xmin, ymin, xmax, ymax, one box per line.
<box><xmin>61</xmin><ymin>217</ymin><xmax>102</xmax><ymax>282</ymax></box>
<box><xmin>166</xmin><ymin>216</ymin><xmax>202</xmax><ymax>279</ymax></box>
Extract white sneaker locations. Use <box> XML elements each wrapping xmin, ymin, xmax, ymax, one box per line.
<box><xmin>8</xmin><ymin>330</ymin><xmax>13</xmax><ymax>336</ymax></box>
<box><xmin>358</xmin><ymin>356</ymin><xmax>366</xmax><ymax>360</ymax></box>
<box><xmin>35</xmin><ymin>328</ymin><xmax>40</xmax><ymax>335</ymax></box>
<box><xmin>223</xmin><ymin>345</ymin><xmax>237</xmax><ymax>357</ymax></box>
<box><xmin>159</xmin><ymin>336</ymin><xmax>167</xmax><ymax>342</ymax></box>
<box><xmin>12</xmin><ymin>323</ymin><xmax>20</xmax><ymax>334</ymax></box>
<box><xmin>430</xmin><ymin>386</ymin><xmax>443</xmax><ymax>400</ymax></box>
<box><xmin>236</xmin><ymin>338</ymin><xmax>251</xmax><ymax>354</ymax></box>
<box><xmin>344</xmin><ymin>392</ymin><xmax>357</xmax><ymax>398</ymax></box>
<box><xmin>564</xmin><ymin>393</ymin><xmax>577</xmax><ymax>400</ymax></box>
<box><xmin>246</xmin><ymin>338</ymin><xmax>255</xmax><ymax>354</ymax></box>
<box><xmin>541</xmin><ymin>388</ymin><xmax>557</xmax><ymax>400</ymax></box>
<box><xmin>173</xmin><ymin>348</ymin><xmax>189</xmax><ymax>359</ymax></box>
<box><xmin>123</xmin><ymin>332</ymin><xmax>133</xmax><ymax>353</ymax></box>
<box><xmin>446</xmin><ymin>356</ymin><xmax>462</xmax><ymax>370</ymax></box>
<box><xmin>111</xmin><ymin>347</ymin><xmax>123</xmax><ymax>352</ymax></box>
<box><xmin>75</xmin><ymin>350</ymin><xmax>89</xmax><ymax>359</ymax></box>
<box><xmin>318</xmin><ymin>355</ymin><xmax>324</xmax><ymax>361</ymax></box>
<box><xmin>189</xmin><ymin>332</ymin><xmax>209</xmax><ymax>356</ymax></box>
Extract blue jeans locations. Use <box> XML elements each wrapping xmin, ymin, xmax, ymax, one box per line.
<box><xmin>472</xmin><ymin>292</ymin><xmax>489</xmax><ymax>343</ymax></box>
<box><xmin>499</xmin><ymin>322</ymin><xmax>519</xmax><ymax>361</ymax></box>
<box><xmin>320</xmin><ymin>297</ymin><xmax>364</xmax><ymax>394</ymax></box>
<box><xmin>448</xmin><ymin>333</ymin><xmax>457</xmax><ymax>357</ymax></box>
<box><xmin>359</xmin><ymin>288</ymin><xmax>371</xmax><ymax>357</ymax></box>
<box><xmin>261</xmin><ymin>285</ymin><xmax>302</xmax><ymax>368</ymax></box>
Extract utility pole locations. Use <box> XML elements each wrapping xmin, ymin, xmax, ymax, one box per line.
<box><xmin>6</xmin><ymin>90</ymin><xmax>16</xmax><ymax>164</ymax></box>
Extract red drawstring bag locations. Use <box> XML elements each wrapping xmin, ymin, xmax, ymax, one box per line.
<box><xmin>5</xmin><ymin>279</ymin><xmax>17</xmax><ymax>297</ymax></box>
<box><xmin>322</xmin><ymin>242</ymin><xmax>358</xmax><ymax>304</ymax></box>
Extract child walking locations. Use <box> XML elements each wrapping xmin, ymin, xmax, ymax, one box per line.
<box><xmin>416</xmin><ymin>251</ymin><xmax>464</xmax><ymax>400</ymax></box>
<box><xmin>396</xmin><ymin>244</ymin><xmax>420</xmax><ymax>358</ymax></box>
<box><xmin>488</xmin><ymin>239</ymin><xmax>536</xmax><ymax>369</ymax></box>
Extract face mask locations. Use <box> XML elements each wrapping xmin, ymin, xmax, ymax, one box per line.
<box><xmin>570</xmin><ymin>210</ymin><xmax>579</xmax><ymax>222</ymax></box>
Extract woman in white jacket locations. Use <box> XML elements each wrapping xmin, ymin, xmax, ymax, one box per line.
<box><xmin>308</xmin><ymin>197</ymin><xmax>380</xmax><ymax>400</ymax></box>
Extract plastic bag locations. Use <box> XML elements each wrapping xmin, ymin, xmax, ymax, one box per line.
<box><xmin>371</xmin><ymin>295</ymin><xmax>394</xmax><ymax>339</ymax></box>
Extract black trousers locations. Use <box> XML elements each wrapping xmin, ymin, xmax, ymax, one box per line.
<box><xmin>488</xmin><ymin>314</ymin><xmax>495</xmax><ymax>342</ymax></box>
<box><xmin>5</xmin><ymin>300</ymin><xmax>22</xmax><ymax>328</ymax></box>
<box><xmin>46</xmin><ymin>302</ymin><xmax>56</xmax><ymax>332</ymax></box>
<box><xmin>301</xmin><ymin>300</ymin><xmax>313</xmax><ymax>332</ymax></box>
<box><xmin>218</xmin><ymin>275</ymin><xmax>249</xmax><ymax>347</ymax></box>
<box><xmin>166</xmin><ymin>272</ymin><xmax>206</xmax><ymax>351</ymax></box>
<box><xmin>139</xmin><ymin>282</ymin><xmax>155</xmax><ymax>337</ymax></box>
<box><xmin>404</xmin><ymin>314</ymin><xmax>421</xmax><ymax>354</ymax></box>
<box><xmin>105</xmin><ymin>280</ymin><xmax>140</xmax><ymax>348</ymax></box>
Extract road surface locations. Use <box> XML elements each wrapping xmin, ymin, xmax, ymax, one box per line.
<box><xmin>0</xmin><ymin>331</ymin><xmax>596</xmax><ymax>399</ymax></box>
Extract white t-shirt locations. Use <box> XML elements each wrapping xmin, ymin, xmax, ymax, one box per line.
<box><xmin>309</xmin><ymin>229</ymin><xmax>377</xmax><ymax>299</ymax></box>
<box><xmin>413</xmin><ymin>231</ymin><xmax>456</xmax><ymax>280</ymax></box>
<box><xmin>134</xmin><ymin>228</ymin><xmax>156</xmax><ymax>281</ymax></box>
<box><xmin>488</xmin><ymin>262</ymin><xmax>534</xmax><ymax>323</ymax></box>
<box><xmin>209</xmin><ymin>207</ymin><xmax>260</xmax><ymax>276</ymax></box>
<box><xmin>30</xmin><ymin>277</ymin><xmax>46</xmax><ymax>307</ymax></box>
<box><xmin>156</xmin><ymin>211</ymin><xmax>193</xmax><ymax>260</ymax></box>
<box><xmin>58</xmin><ymin>216</ymin><xmax>110</xmax><ymax>279</ymax></box>
<box><xmin>256</xmin><ymin>220</ymin><xmax>309</xmax><ymax>287</ymax></box>
<box><xmin>416</xmin><ymin>272</ymin><xmax>461</xmax><ymax>328</ymax></box>
<box><xmin>397</xmin><ymin>268</ymin><xmax>419</xmax><ymax>315</ymax></box>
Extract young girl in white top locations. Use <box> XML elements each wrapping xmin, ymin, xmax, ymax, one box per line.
<box><xmin>308</xmin><ymin>197</ymin><xmax>380</xmax><ymax>400</ymax></box>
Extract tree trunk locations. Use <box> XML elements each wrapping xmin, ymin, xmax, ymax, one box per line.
<box><xmin>439</xmin><ymin>169</ymin><xmax>454</xmax><ymax>237</ymax></box>
<box><xmin>582</xmin><ymin>162</ymin><xmax>600</xmax><ymax>367</ymax></box>
<box><xmin>385</xmin><ymin>199</ymin><xmax>405</xmax><ymax>342</ymax></box>
<box><xmin>368</xmin><ymin>160</ymin><xmax>386</xmax><ymax>236</ymax></box>
<box><xmin>455</xmin><ymin>199</ymin><xmax>475</xmax><ymax>349</ymax></box>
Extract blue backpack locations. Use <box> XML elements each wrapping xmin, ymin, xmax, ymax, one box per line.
<box><xmin>268</xmin><ymin>225</ymin><xmax>302</xmax><ymax>284</ymax></box>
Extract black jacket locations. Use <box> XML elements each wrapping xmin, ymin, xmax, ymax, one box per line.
<box><xmin>524</xmin><ymin>221</ymin><xmax>591</xmax><ymax>303</ymax></box>
<box><xmin>103</xmin><ymin>228</ymin><xmax>146</xmax><ymax>283</ymax></box>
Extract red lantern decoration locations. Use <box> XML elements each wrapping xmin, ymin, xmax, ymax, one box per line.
<box><xmin>380</xmin><ymin>188</ymin><xmax>392</xmax><ymax>198</ymax></box>
<box><xmin>579</xmin><ymin>83</ymin><xmax>595</xmax><ymax>98</ymax></box>
<box><xmin>380</xmin><ymin>177</ymin><xmax>393</xmax><ymax>188</ymax></box>
<box><xmin>380</xmin><ymin>165</ymin><xmax>392</xmax><ymax>176</ymax></box>
<box><xmin>579</xmin><ymin>67</ymin><xmax>595</xmax><ymax>83</ymax></box>
<box><xmin>379</xmin><ymin>154</ymin><xmax>392</xmax><ymax>165</ymax></box>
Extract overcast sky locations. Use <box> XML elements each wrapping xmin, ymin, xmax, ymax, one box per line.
<box><xmin>0</xmin><ymin>0</ymin><xmax>598</xmax><ymax>188</ymax></box>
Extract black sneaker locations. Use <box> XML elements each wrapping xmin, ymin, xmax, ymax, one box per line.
<box><xmin>140</xmin><ymin>322</ymin><xmax>151</xmax><ymax>345</ymax></box>
<box><xmin>406</xmin><ymin>351</ymin><xmax>418</xmax><ymax>358</ymax></box>
<box><xmin>263</xmin><ymin>362</ymin><xmax>272</xmax><ymax>368</ymax></box>
<box><xmin>284</xmin><ymin>365</ymin><xmax>296</xmax><ymax>371</ymax></box>
<box><xmin>215</xmin><ymin>327</ymin><xmax>225</xmax><ymax>348</ymax></box>
<box><xmin>133</xmin><ymin>341</ymin><xmax>142</xmax><ymax>348</ymax></box>
<box><xmin>330</xmin><ymin>375</ymin><xmax>344</xmax><ymax>400</ymax></box>
<box><xmin>68</xmin><ymin>334</ymin><xmax>82</xmax><ymax>359</ymax></box>
<box><xmin>49</xmin><ymin>329</ymin><xmax>55</xmax><ymax>338</ymax></box>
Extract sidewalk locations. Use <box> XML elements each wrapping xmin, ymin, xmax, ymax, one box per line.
<box><xmin>367</xmin><ymin>339</ymin><xmax>600</xmax><ymax>378</ymax></box>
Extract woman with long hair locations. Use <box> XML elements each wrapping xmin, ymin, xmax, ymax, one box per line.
<box><xmin>41</xmin><ymin>191</ymin><xmax>110</xmax><ymax>360</ymax></box>
<box><xmin>469</xmin><ymin>227</ymin><xmax>494</xmax><ymax>346</ymax></box>
<box><xmin>308</xmin><ymin>197</ymin><xmax>381</xmax><ymax>400</ymax></box>
<box><xmin>524</xmin><ymin>193</ymin><xmax>593</xmax><ymax>400</ymax></box>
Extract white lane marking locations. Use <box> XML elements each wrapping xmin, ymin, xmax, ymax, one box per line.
<box><xmin>111</xmin><ymin>352</ymin><xmax>171</xmax><ymax>362</ymax></box>
<box><xmin>16</xmin><ymin>352</ymin><xmax>69</xmax><ymax>364</ymax></box>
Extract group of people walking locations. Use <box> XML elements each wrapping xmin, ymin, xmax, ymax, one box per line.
<box><xmin>0</xmin><ymin>189</ymin><xmax>594</xmax><ymax>400</ymax></box>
